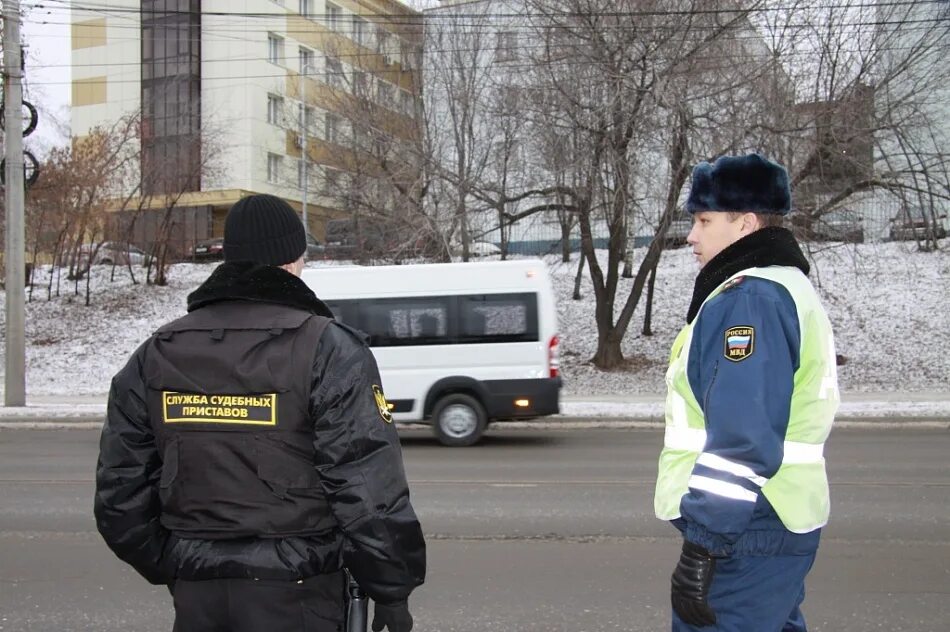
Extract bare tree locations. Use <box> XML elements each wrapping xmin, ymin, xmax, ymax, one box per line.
<box><xmin>506</xmin><ymin>0</ymin><xmax>947</xmax><ymax>369</ymax></box>
<box><xmin>424</xmin><ymin>3</ymin><xmax>501</xmax><ymax>261</ymax></box>
<box><xmin>763</xmin><ymin>1</ymin><xmax>950</xmax><ymax>251</ymax></box>
<box><xmin>23</xmin><ymin>114</ymin><xmax>141</xmax><ymax>304</ymax></box>
<box><xmin>519</xmin><ymin>0</ymin><xmax>773</xmax><ymax>368</ymax></box>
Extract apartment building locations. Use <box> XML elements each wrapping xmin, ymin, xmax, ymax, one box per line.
<box><xmin>70</xmin><ymin>0</ymin><xmax>422</xmax><ymax>253</ymax></box>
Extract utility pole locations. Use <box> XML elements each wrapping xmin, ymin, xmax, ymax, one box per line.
<box><xmin>300</xmin><ymin>63</ymin><xmax>316</xmax><ymax>238</ymax></box>
<box><xmin>3</xmin><ymin>0</ymin><xmax>26</xmax><ymax>406</ymax></box>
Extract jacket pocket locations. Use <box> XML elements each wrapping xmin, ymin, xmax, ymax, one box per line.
<box><xmin>160</xmin><ymin>437</ymin><xmax>180</xmax><ymax>490</ymax></box>
<box><xmin>257</xmin><ymin>460</ymin><xmax>323</xmax><ymax>500</ymax></box>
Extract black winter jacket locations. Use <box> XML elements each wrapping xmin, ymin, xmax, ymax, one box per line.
<box><xmin>94</xmin><ymin>261</ymin><xmax>426</xmax><ymax>604</ymax></box>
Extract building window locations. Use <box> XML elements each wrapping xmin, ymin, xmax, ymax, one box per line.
<box><xmin>299</xmin><ymin>47</ymin><xmax>315</xmax><ymax>75</ymax></box>
<box><xmin>376</xmin><ymin>80</ymin><xmax>394</xmax><ymax>107</ymax></box>
<box><xmin>267</xmin><ymin>153</ymin><xmax>281</xmax><ymax>183</ymax></box>
<box><xmin>326</xmin><ymin>55</ymin><xmax>344</xmax><ymax>88</ymax></box>
<box><xmin>141</xmin><ymin>1</ymin><xmax>202</xmax><ymax>196</ymax></box>
<box><xmin>352</xmin><ymin>124</ymin><xmax>370</xmax><ymax>151</ymax></box>
<box><xmin>495</xmin><ymin>32</ymin><xmax>519</xmax><ymax>63</ymax></box>
<box><xmin>267</xmin><ymin>94</ymin><xmax>282</xmax><ymax>125</ymax></box>
<box><xmin>326</xmin><ymin>2</ymin><xmax>342</xmax><ymax>31</ymax></box>
<box><xmin>297</xmin><ymin>103</ymin><xmax>315</xmax><ymax>135</ymax></box>
<box><xmin>400</xmin><ymin>90</ymin><xmax>414</xmax><ymax>116</ymax></box>
<box><xmin>400</xmin><ymin>40</ymin><xmax>416</xmax><ymax>70</ymax></box>
<box><xmin>298</xmin><ymin>0</ymin><xmax>313</xmax><ymax>18</ymax></box>
<box><xmin>352</xmin><ymin>70</ymin><xmax>369</xmax><ymax>96</ymax></box>
<box><xmin>267</xmin><ymin>34</ymin><xmax>283</xmax><ymax>65</ymax></box>
<box><xmin>377</xmin><ymin>28</ymin><xmax>391</xmax><ymax>57</ymax></box>
<box><xmin>352</xmin><ymin>16</ymin><xmax>370</xmax><ymax>47</ymax></box>
<box><xmin>325</xmin><ymin>112</ymin><xmax>341</xmax><ymax>143</ymax></box>
<box><xmin>323</xmin><ymin>167</ymin><xmax>341</xmax><ymax>195</ymax></box>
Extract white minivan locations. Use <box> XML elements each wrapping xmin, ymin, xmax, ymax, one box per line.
<box><xmin>301</xmin><ymin>259</ymin><xmax>561</xmax><ymax>446</ymax></box>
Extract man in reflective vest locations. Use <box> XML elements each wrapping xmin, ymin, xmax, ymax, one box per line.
<box><xmin>654</xmin><ymin>154</ymin><xmax>839</xmax><ymax>631</ymax></box>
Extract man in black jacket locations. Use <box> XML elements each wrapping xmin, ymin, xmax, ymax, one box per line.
<box><xmin>94</xmin><ymin>194</ymin><xmax>425</xmax><ymax>632</ymax></box>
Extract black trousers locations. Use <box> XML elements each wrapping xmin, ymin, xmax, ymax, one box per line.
<box><xmin>171</xmin><ymin>571</ymin><xmax>345</xmax><ymax>632</ymax></box>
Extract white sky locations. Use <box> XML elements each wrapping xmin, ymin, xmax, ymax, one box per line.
<box><xmin>21</xmin><ymin>4</ymin><xmax>71</xmax><ymax>155</ymax></box>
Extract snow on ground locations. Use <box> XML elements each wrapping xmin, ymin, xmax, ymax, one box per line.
<box><xmin>551</xmin><ymin>240</ymin><xmax>950</xmax><ymax>395</ymax></box>
<box><xmin>0</xmin><ymin>240</ymin><xmax>948</xmax><ymax>397</ymax></box>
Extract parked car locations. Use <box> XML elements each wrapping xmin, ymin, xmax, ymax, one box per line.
<box><xmin>305</xmin><ymin>234</ymin><xmax>326</xmax><ymax>260</ymax></box>
<box><xmin>814</xmin><ymin>210</ymin><xmax>865</xmax><ymax>243</ymax></box>
<box><xmin>662</xmin><ymin>212</ymin><xmax>692</xmax><ymax>247</ymax></box>
<box><xmin>192</xmin><ymin>237</ymin><xmax>224</xmax><ymax>261</ymax></box>
<box><xmin>79</xmin><ymin>242</ymin><xmax>151</xmax><ymax>266</ymax></box>
<box><xmin>452</xmin><ymin>241</ymin><xmax>502</xmax><ymax>257</ymax></box>
<box><xmin>323</xmin><ymin>218</ymin><xmax>389</xmax><ymax>259</ymax></box>
<box><xmin>791</xmin><ymin>209</ymin><xmax>864</xmax><ymax>243</ymax></box>
<box><xmin>888</xmin><ymin>209</ymin><xmax>948</xmax><ymax>242</ymax></box>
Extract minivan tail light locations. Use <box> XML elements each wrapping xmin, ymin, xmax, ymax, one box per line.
<box><xmin>547</xmin><ymin>335</ymin><xmax>560</xmax><ymax>378</ymax></box>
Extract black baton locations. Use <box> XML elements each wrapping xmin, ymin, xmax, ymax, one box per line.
<box><xmin>345</xmin><ymin>571</ymin><xmax>368</xmax><ymax>632</ymax></box>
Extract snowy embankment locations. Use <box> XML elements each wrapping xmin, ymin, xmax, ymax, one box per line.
<box><xmin>0</xmin><ymin>241</ymin><xmax>947</xmax><ymax>399</ymax></box>
<box><xmin>552</xmin><ymin>241</ymin><xmax>950</xmax><ymax>396</ymax></box>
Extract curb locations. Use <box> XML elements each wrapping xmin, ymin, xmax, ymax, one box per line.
<box><xmin>1</xmin><ymin>415</ymin><xmax>948</xmax><ymax>431</ymax></box>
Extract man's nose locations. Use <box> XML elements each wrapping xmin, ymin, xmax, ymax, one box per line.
<box><xmin>687</xmin><ymin>224</ymin><xmax>699</xmax><ymax>245</ymax></box>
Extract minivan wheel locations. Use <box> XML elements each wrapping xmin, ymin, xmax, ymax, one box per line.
<box><xmin>432</xmin><ymin>393</ymin><xmax>487</xmax><ymax>447</ymax></box>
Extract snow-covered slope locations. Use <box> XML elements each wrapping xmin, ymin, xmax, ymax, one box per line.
<box><xmin>2</xmin><ymin>241</ymin><xmax>947</xmax><ymax>396</ymax></box>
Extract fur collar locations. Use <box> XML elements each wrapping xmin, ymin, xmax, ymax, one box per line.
<box><xmin>187</xmin><ymin>261</ymin><xmax>334</xmax><ymax>317</ymax></box>
<box><xmin>686</xmin><ymin>226</ymin><xmax>809</xmax><ymax>324</ymax></box>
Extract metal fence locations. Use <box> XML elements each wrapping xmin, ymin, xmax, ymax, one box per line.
<box><xmin>467</xmin><ymin>192</ymin><xmax>949</xmax><ymax>254</ymax></box>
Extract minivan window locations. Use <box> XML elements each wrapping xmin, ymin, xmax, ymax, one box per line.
<box><xmin>326</xmin><ymin>293</ymin><xmax>538</xmax><ymax>347</ymax></box>
<box><xmin>364</xmin><ymin>298</ymin><xmax>449</xmax><ymax>346</ymax></box>
<box><xmin>459</xmin><ymin>294</ymin><xmax>537</xmax><ymax>342</ymax></box>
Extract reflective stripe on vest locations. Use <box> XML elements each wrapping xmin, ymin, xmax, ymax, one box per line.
<box><xmin>654</xmin><ymin>266</ymin><xmax>837</xmax><ymax>534</ymax></box>
<box><xmin>665</xmin><ymin>426</ymin><xmax>825</xmax><ymax>466</ymax></box>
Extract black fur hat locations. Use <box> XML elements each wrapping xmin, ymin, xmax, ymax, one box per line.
<box><xmin>685</xmin><ymin>153</ymin><xmax>791</xmax><ymax>215</ymax></box>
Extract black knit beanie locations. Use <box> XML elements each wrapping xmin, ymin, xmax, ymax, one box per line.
<box><xmin>223</xmin><ymin>194</ymin><xmax>306</xmax><ymax>265</ymax></box>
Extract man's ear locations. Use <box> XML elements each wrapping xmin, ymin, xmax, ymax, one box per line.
<box><xmin>279</xmin><ymin>256</ymin><xmax>304</xmax><ymax>277</ymax></box>
<box><xmin>741</xmin><ymin>212</ymin><xmax>760</xmax><ymax>234</ymax></box>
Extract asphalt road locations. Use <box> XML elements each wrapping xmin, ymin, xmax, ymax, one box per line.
<box><xmin>0</xmin><ymin>426</ymin><xmax>948</xmax><ymax>631</ymax></box>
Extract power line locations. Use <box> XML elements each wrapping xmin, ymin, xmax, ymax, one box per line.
<box><xmin>24</xmin><ymin>7</ymin><xmax>949</xmax><ymax>73</ymax></box>
<box><xmin>22</xmin><ymin>1</ymin><xmax>947</xmax><ymax>93</ymax></box>
<box><xmin>28</xmin><ymin>0</ymin><xmax>950</xmax><ymax>30</ymax></box>
<box><xmin>31</xmin><ymin>0</ymin><xmax>949</xmax><ymax>20</ymax></box>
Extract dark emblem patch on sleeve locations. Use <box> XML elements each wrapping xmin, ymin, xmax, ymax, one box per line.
<box><xmin>722</xmin><ymin>275</ymin><xmax>745</xmax><ymax>291</ymax></box>
<box><xmin>373</xmin><ymin>385</ymin><xmax>393</xmax><ymax>423</ymax></box>
<box><xmin>724</xmin><ymin>326</ymin><xmax>755</xmax><ymax>362</ymax></box>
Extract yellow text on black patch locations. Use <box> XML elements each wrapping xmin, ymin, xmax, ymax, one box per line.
<box><xmin>723</xmin><ymin>326</ymin><xmax>755</xmax><ymax>362</ymax></box>
<box><xmin>162</xmin><ymin>391</ymin><xmax>277</xmax><ymax>425</ymax></box>
<box><xmin>373</xmin><ymin>385</ymin><xmax>393</xmax><ymax>423</ymax></box>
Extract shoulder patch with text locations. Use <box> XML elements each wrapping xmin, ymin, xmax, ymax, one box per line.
<box><xmin>723</xmin><ymin>326</ymin><xmax>755</xmax><ymax>362</ymax></box>
<box><xmin>373</xmin><ymin>385</ymin><xmax>393</xmax><ymax>423</ymax></box>
<box><xmin>162</xmin><ymin>391</ymin><xmax>277</xmax><ymax>425</ymax></box>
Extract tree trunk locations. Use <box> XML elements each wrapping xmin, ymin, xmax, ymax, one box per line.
<box><xmin>622</xmin><ymin>255</ymin><xmax>633</xmax><ymax>278</ymax></box>
<box><xmin>642</xmin><ymin>262</ymin><xmax>657</xmax><ymax>336</ymax></box>
<box><xmin>590</xmin><ymin>331</ymin><xmax>625</xmax><ymax>369</ymax></box>
<box><xmin>621</xmin><ymin>212</ymin><xmax>633</xmax><ymax>278</ymax></box>
<box><xmin>572</xmin><ymin>252</ymin><xmax>584</xmax><ymax>300</ymax></box>
<box><xmin>561</xmin><ymin>220</ymin><xmax>572</xmax><ymax>263</ymax></box>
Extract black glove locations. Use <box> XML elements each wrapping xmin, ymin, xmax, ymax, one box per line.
<box><xmin>371</xmin><ymin>600</ymin><xmax>413</xmax><ymax>632</ymax></box>
<box><xmin>671</xmin><ymin>540</ymin><xmax>719</xmax><ymax>627</ymax></box>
